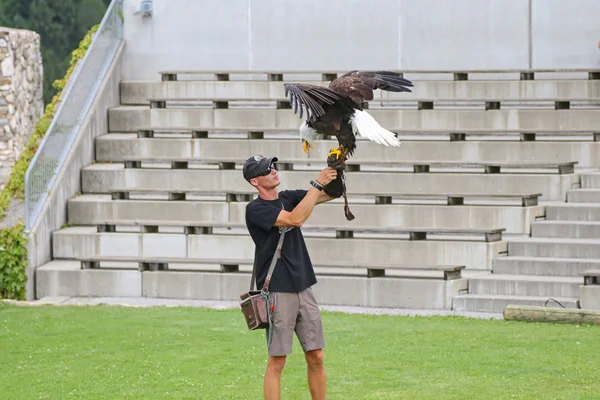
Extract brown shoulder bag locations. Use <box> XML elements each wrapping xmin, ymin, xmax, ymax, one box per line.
<box><xmin>240</xmin><ymin>224</ymin><xmax>288</xmax><ymax>330</ymax></box>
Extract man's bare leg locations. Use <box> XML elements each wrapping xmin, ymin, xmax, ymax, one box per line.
<box><xmin>305</xmin><ymin>349</ymin><xmax>326</xmax><ymax>399</ymax></box>
<box><xmin>264</xmin><ymin>355</ymin><xmax>286</xmax><ymax>400</ymax></box>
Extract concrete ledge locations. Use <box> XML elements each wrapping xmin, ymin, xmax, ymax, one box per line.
<box><xmin>95</xmin><ymin>135</ymin><xmax>600</xmax><ymax>168</ymax></box>
<box><xmin>80</xmin><ymin>165</ymin><xmax>579</xmax><ymax>201</ymax></box>
<box><xmin>107</xmin><ymin>107</ymin><xmax>600</xmax><ymax>132</ymax></box>
<box><xmin>36</xmin><ymin>261</ymin><xmax>141</xmax><ymax>298</ymax></box>
<box><xmin>469</xmin><ymin>275</ymin><xmax>581</xmax><ymax>297</ymax></box>
<box><xmin>142</xmin><ymin>271</ymin><xmax>249</xmax><ymax>300</ymax></box>
<box><xmin>508</xmin><ymin>238</ymin><xmax>600</xmax><ymax>258</ymax></box>
<box><xmin>493</xmin><ymin>256</ymin><xmax>600</xmax><ymax>277</ymax></box>
<box><xmin>454</xmin><ymin>294</ymin><xmax>579</xmax><ymax>313</ymax></box>
<box><xmin>141</xmin><ymin>271</ymin><xmax>464</xmax><ymax>310</ymax></box>
<box><xmin>580</xmin><ymin>285</ymin><xmax>600</xmax><ymax>310</ymax></box>
<box><xmin>582</xmin><ymin>172</ymin><xmax>600</xmax><ymax>188</ymax></box>
<box><xmin>67</xmin><ymin>196</ymin><xmax>229</xmax><ymax>224</ymax></box>
<box><xmin>95</xmin><ymin>136</ymin><xmax>578</xmax><ymax>174</ymax></box>
<box><xmin>568</xmin><ymin>189</ymin><xmax>600</xmax><ymax>202</ymax></box>
<box><xmin>532</xmin><ymin>221</ymin><xmax>600</xmax><ymax>238</ymax></box>
<box><xmin>66</xmin><ymin>195</ymin><xmax>543</xmax><ymax>234</ymax></box>
<box><xmin>546</xmin><ymin>204</ymin><xmax>600</xmax><ymax>222</ymax></box>
<box><xmin>51</xmin><ymin>229</ymin><xmax>507</xmax><ymax>271</ymax></box>
<box><xmin>314</xmin><ymin>275</ymin><xmax>467</xmax><ymax>310</ymax></box>
<box><xmin>118</xmin><ymin>80</ymin><xmax>600</xmax><ymax>105</ymax></box>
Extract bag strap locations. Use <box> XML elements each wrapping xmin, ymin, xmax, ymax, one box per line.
<box><xmin>261</xmin><ymin>228</ymin><xmax>287</xmax><ymax>292</ymax></box>
<box><xmin>249</xmin><ymin>202</ymin><xmax>289</xmax><ymax>292</ymax></box>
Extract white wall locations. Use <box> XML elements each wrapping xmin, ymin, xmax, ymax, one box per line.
<box><xmin>121</xmin><ymin>0</ymin><xmax>600</xmax><ymax>80</ymax></box>
<box><xmin>531</xmin><ymin>0</ymin><xmax>600</xmax><ymax>68</ymax></box>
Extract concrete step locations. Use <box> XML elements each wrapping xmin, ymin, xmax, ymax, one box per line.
<box><xmin>80</xmin><ymin>164</ymin><xmax>579</xmax><ymax>201</ymax></box>
<box><xmin>119</xmin><ymin>80</ymin><xmax>600</xmax><ymax>105</ymax></box>
<box><xmin>95</xmin><ymin>134</ymin><xmax>600</xmax><ymax>168</ymax></box>
<box><xmin>36</xmin><ymin>260</ymin><xmax>142</xmax><ymax>299</ymax></box>
<box><xmin>567</xmin><ymin>189</ymin><xmax>600</xmax><ymax>203</ymax></box>
<box><xmin>531</xmin><ymin>220</ymin><xmax>600</xmax><ymax>238</ymax></box>
<box><xmin>493</xmin><ymin>256</ymin><xmax>600</xmax><ymax>276</ymax></box>
<box><xmin>67</xmin><ymin>195</ymin><xmax>544</xmax><ymax>234</ymax></box>
<box><xmin>35</xmin><ymin>260</ymin><xmax>465</xmax><ymax>309</ymax></box>
<box><xmin>453</xmin><ymin>294</ymin><xmax>579</xmax><ymax>313</ymax></box>
<box><xmin>507</xmin><ymin>237</ymin><xmax>600</xmax><ymax>259</ymax></box>
<box><xmin>468</xmin><ymin>274</ymin><xmax>582</xmax><ymax>297</ymax></box>
<box><xmin>581</xmin><ymin>172</ymin><xmax>600</xmax><ymax>188</ymax></box>
<box><xmin>107</xmin><ymin>106</ymin><xmax>600</xmax><ymax>133</ymax></box>
<box><xmin>52</xmin><ymin>227</ymin><xmax>507</xmax><ymax>271</ymax></box>
<box><xmin>546</xmin><ymin>203</ymin><xmax>600</xmax><ymax>221</ymax></box>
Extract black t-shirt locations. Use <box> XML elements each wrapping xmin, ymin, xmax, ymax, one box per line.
<box><xmin>245</xmin><ymin>189</ymin><xmax>317</xmax><ymax>293</ymax></box>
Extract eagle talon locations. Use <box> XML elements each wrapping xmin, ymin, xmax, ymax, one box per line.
<box><xmin>328</xmin><ymin>148</ymin><xmax>343</xmax><ymax>160</ymax></box>
<box><xmin>302</xmin><ymin>140</ymin><xmax>314</xmax><ymax>154</ymax></box>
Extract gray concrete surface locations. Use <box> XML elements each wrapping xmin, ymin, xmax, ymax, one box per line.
<box><xmin>546</xmin><ymin>204</ymin><xmax>600</xmax><ymax>221</ymax></box>
<box><xmin>508</xmin><ymin>237</ymin><xmax>600</xmax><ymax>259</ymax></box>
<box><xmin>95</xmin><ymin>135</ymin><xmax>600</xmax><ymax>168</ymax></box>
<box><xmin>120</xmin><ymin>0</ymin><xmax>600</xmax><ymax>80</ymax></box>
<box><xmin>31</xmin><ymin>260</ymin><xmax>468</xmax><ymax>311</ymax></box>
<box><xmin>36</xmin><ymin>261</ymin><xmax>141</xmax><ymax>298</ymax></box>
<box><xmin>51</xmin><ymin>228</ymin><xmax>507</xmax><ymax>271</ymax></box>
<box><xmin>453</xmin><ymin>294</ymin><xmax>578</xmax><ymax>313</ymax></box>
<box><xmin>567</xmin><ymin>189</ymin><xmax>600</xmax><ymax>202</ymax></box>
<box><xmin>67</xmin><ymin>195</ymin><xmax>544</xmax><ymax>234</ymax></box>
<box><xmin>80</xmin><ymin>165</ymin><xmax>580</xmax><ymax>202</ymax></box>
<box><xmin>493</xmin><ymin>256</ymin><xmax>600</xmax><ymax>277</ymax></box>
<box><xmin>532</xmin><ymin>221</ymin><xmax>600</xmax><ymax>238</ymax></box>
<box><xmin>581</xmin><ymin>172</ymin><xmax>600</xmax><ymax>188</ymax></box>
<box><xmin>107</xmin><ymin>107</ymin><xmax>600</xmax><ymax>133</ymax></box>
<box><xmin>118</xmin><ymin>80</ymin><xmax>600</xmax><ymax>105</ymax></box>
<box><xmin>468</xmin><ymin>274</ymin><xmax>582</xmax><ymax>298</ymax></box>
<box><xmin>142</xmin><ymin>271</ymin><xmax>466</xmax><ymax>310</ymax></box>
<box><xmin>579</xmin><ymin>286</ymin><xmax>600</xmax><ymax>310</ymax></box>
<box><xmin>24</xmin><ymin>44</ymin><xmax>124</xmax><ymax>300</ymax></box>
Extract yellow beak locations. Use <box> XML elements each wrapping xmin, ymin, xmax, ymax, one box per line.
<box><xmin>302</xmin><ymin>139</ymin><xmax>314</xmax><ymax>154</ymax></box>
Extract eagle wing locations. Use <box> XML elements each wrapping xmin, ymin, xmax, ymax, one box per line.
<box><xmin>328</xmin><ymin>71</ymin><xmax>413</xmax><ymax>105</ymax></box>
<box><xmin>284</xmin><ymin>83</ymin><xmax>355</xmax><ymax>121</ymax></box>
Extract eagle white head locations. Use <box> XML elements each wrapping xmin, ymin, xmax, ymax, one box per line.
<box><xmin>299</xmin><ymin>121</ymin><xmax>318</xmax><ymax>154</ymax></box>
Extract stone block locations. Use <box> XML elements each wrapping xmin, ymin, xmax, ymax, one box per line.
<box><xmin>580</xmin><ymin>285</ymin><xmax>600</xmax><ymax>310</ymax></box>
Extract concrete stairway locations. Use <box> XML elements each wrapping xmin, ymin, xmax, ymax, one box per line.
<box><xmin>455</xmin><ymin>171</ymin><xmax>600</xmax><ymax>313</ymax></box>
<box><xmin>32</xmin><ymin>72</ymin><xmax>600</xmax><ymax>312</ymax></box>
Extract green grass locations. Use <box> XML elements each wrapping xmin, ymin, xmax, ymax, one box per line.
<box><xmin>0</xmin><ymin>303</ymin><xmax>599</xmax><ymax>399</ymax></box>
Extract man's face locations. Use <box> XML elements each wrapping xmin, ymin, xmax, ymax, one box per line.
<box><xmin>250</xmin><ymin>165</ymin><xmax>280</xmax><ymax>189</ymax></box>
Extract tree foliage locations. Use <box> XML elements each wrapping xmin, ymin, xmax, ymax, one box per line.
<box><xmin>0</xmin><ymin>0</ymin><xmax>110</xmax><ymax>104</ymax></box>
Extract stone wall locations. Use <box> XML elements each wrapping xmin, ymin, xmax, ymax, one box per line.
<box><xmin>0</xmin><ymin>27</ymin><xmax>44</xmax><ymax>189</ymax></box>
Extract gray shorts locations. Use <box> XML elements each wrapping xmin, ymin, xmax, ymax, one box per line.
<box><xmin>266</xmin><ymin>287</ymin><xmax>325</xmax><ymax>357</ymax></box>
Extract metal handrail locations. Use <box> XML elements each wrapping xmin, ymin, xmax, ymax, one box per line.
<box><xmin>24</xmin><ymin>0</ymin><xmax>123</xmax><ymax>231</ymax></box>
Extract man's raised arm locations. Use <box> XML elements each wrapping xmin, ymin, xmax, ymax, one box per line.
<box><xmin>275</xmin><ymin>167</ymin><xmax>337</xmax><ymax>228</ymax></box>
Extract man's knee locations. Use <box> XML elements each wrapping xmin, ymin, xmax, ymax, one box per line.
<box><xmin>305</xmin><ymin>349</ymin><xmax>325</xmax><ymax>369</ymax></box>
<box><xmin>267</xmin><ymin>355</ymin><xmax>286</xmax><ymax>374</ymax></box>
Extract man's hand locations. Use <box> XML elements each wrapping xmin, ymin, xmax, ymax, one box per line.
<box><xmin>316</xmin><ymin>167</ymin><xmax>337</xmax><ymax>186</ymax></box>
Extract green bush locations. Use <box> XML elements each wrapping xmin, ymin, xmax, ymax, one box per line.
<box><xmin>0</xmin><ymin>224</ymin><xmax>27</xmax><ymax>299</ymax></box>
<box><xmin>0</xmin><ymin>24</ymin><xmax>100</xmax><ymax>300</ymax></box>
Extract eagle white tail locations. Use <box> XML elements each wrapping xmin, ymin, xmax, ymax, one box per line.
<box><xmin>350</xmin><ymin>110</ymin><xmax>401</xmax><ymax>147</ymax></box>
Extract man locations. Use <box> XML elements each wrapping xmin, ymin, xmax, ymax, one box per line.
<box><xmin>243</xmin><ymin>155</ymin><xmax>338</xmax><ymax>400</ymax></box>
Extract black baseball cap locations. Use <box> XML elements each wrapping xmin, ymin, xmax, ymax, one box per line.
<box><xmin>243</xmin><ymin>155</ymin><xmax>278</xmax><ymax>182</ymax></box>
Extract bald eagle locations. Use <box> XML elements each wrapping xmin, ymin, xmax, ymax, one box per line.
<box><xmin>284</xmin><ymin>70</ymin><xmax>413</xmax><ymax>158</ymax></box>
<box><xmin>284</xmin><ymin>70</ymin><xmax>413</xmax><ymax>220</ymax></box>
